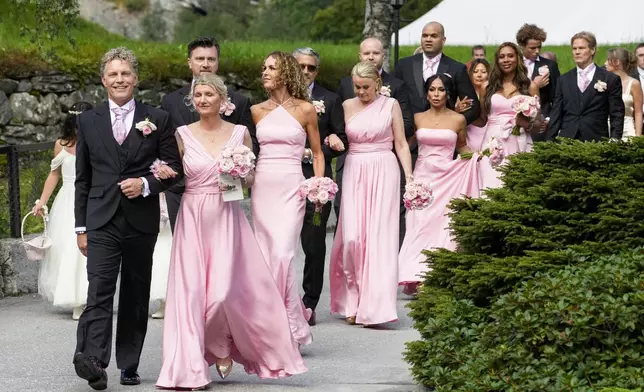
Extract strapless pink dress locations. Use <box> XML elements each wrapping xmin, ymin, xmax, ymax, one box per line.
<box><xmin>329</xmin><ymin>95</ymin><xmax>400</xmax><ymax>325</ymax></box>
<box><xmin>480</xmin><ymin>94</ymin><xmax>534</xmax><ymax>190</ymax></box>
<box><xmin>156</xmin><ymin>125</ymin><xmax>306</xmax><ymax>390</ymax></box>
<box><xmin>251</xmin><ymin>106</ymin><xmax>313</xmax><ymax>346</ymax></box>
<box><xmin>398</xmin><ymin>129</ymin><xmax>480</xmax><ymax>288</ymax></box>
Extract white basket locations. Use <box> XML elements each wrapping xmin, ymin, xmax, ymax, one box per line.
<box><xmin>21</xmin><ymin>210</ymin><xmax>52</xmax><ymax>261</ymax></box>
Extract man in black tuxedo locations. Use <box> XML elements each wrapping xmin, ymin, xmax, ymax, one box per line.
<box><xmin>335</xmin><ymin>37</ymin><xmax>414</xmax><ymax>247</ymax></box>
<box><xmin>161</xmin><ymin>36</ymin><xmax>256</xmax><ymax>232</ymax></box>
<box><xmin>73</xmin><ymin>47</ymin><xmax>183</xmax><ymax>390</ymax></box>
<box><xmin>393</xmin><ymin>21</ymin><xmax>480</xmax><ymax>123</ymax></box>
<box><xmin>293</xmin><ymin>47</ymin><xmax>348</xmax><ymax>326</ymax></box>
<box><xmin>547</xmin><ymin>31</ymin><xmax>624</xmax><ymax>141</ymax></box>
<box><xmin>516</xmin><ymin>23</ymin><xmax>561</xmax><ymax>140</ymax></box>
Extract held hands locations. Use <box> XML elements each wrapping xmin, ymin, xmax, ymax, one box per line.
<box><xmin>155</xmin><ymin>165</ymin><xmax>178</xmax><ymax>180</ymax></box>
<box><xmin>118</xmin><ymin>178</ymin><xmax>144</xmax><ymax>199</ymax></box>
<box><xmin>326</xmin><ymin>134</ymin><xmax>345</xmax><ymax>152</ymax></box>
<box><xmin>454</xmin><ymin>96</ymin><xmax>474</xmax><ymax>114</ymax></box>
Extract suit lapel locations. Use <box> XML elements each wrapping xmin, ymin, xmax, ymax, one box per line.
<box><xmin>566</xmin><ymin>71</ymin><xmax>581</xmax><ymax>112</ymax></box>
<box><xmin>412</xmin><ymin>54</ymin><xmax>425</xmax><ymax>99</ymax></box>
<box><xmin>177</xmin><ymin>86</ymin><xmax>196</xmax><ymax>125</ymax></box>
<box><xmin>531</xmin><ymin>57</ymin><xmax>541</xmax><ymax>80</ymax></box>
<box><xmin>125</xmin><ymin>101</ymin><xmax>150</xmax><ymax>167</ymax></box>
<box><xmin>436</xmin><ymin>54</ymin><xmax>449</xmax><ymax>76</ymax></box>
<box><xmin>580</xmin><ymin>65</ymin><xmax>602</xmax><ymax>112</ymax></box>
<box><xmin>93</xmin><ymin>104</ymin><xmax>121</xmax><ymax>169</ymax></box>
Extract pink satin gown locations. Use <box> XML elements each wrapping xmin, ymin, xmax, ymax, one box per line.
<box><xmin>156</xmin><ymin>125</ymin><xmax>307</xmax><ymax>390</ymax></box>
<box><xmin>251</xmin><ymin>106</ymin><xmax>313</xmax><ymax>346</ymax></box>
<box><xmin>329</xmin><ymin>95</ymin><xmax>400</xmax><ymax>325</ymax></box>
<box><xmin>398</xmin><ymin>129</ymin><xmax>480</xmax><ymax>289</ymax></box>
<box><xmin>467</xmin><ymin>123</ymin><xmax>487</xmax><ymax>151</ymax></box>
<box><xmin>480</xmin><ymin>94</ymin><xmax>534</xmax><ymax>190</ymax></box>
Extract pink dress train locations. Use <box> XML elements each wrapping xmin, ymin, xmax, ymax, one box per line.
<box><xmin>156</xmin><ymin>125</ymin><xmax>307</xmax><ymax>390</ymax></box>
<box><xmin>329</xmin><ymin>95</ymin><xmax>400</xmax><ymax>325</ymax></box>
<box><xmin>480</xmin><ymin>94</ymin><xmax>533</xmax><ymax>190</ymax></box>
<box><xmin>398</xmin><ymin>129</ymin><xmax>480</xmax><ymax>287</ymax></box>
<box><xmin>251</xmin><ymin>106</ymin><xmax>312</xmax><ymax>346</ymax></box>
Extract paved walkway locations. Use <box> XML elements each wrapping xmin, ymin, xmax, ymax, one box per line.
<box><xmin>0</xmin><ymin>233</ymin><xmax>421</xmax><ymax>391</ymax></box>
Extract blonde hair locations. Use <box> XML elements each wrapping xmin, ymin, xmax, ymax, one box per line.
<box><xmin>571</xmin><ymin>31</ymin><xmax>597</xmax><ymax>51</ymax></box>
<box><xmin>351</xmin><ymin>61</ymin><xmax>382</xmax><ymax>91</ymax></box>
<box><xmin>265</xmin><ymin>51</ymin><xmax>309</xmax><ymax>101</ymax></box>
<box><xmin>607</xmin><ymin>47</ymin><xmax>637</xmax><ymax>74</ymax></box>
<box><xmin>192</xmin><ymin>74</ymin><xmax>228</xmax><ymax>100</ymax></box>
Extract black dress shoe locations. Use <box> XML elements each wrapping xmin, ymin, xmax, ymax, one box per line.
<box><xmin>120</xmin><ymin>369</ymin><xmax>141</xmax><ymax>385</ymax></box>
<box><xmin>73</xmin><ymin>352</ymin><xmax>108</xmax><ymax>391</ymax></box>
<box><xmin>308</xmin><ymin>311</ymin><xmax>316</xmax><ymax>326</ymax></box>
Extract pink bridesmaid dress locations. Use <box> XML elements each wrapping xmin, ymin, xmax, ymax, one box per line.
<box><xmin>480</xmin><ymin>94</ymin><xmax>534</xmax><ymax>190</ymax></box>
<box><xmin>467</xmin><ymin>123</ymin><xmax>487</xmax><ymax>151</ymax></box>
<box><xmin>398</xmin><ymin>129</ymin><xmax>480</xmax><ymax>290</ymax></box>
<box><xmin>156</xmin><ymin>125</ymin><xmax>307</xmax><ymax>390</ymax></box>
<box><xmin>251</xmin><ymin>104</ymin><xmax>313</xmax><ymax>346</ymax></box>
<box><xmin>329</xmin><ymin>95</ymin><xmax>400</xmax><ymax>325</ymax></box>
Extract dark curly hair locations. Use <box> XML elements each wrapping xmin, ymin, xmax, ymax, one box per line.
<box><xmin>516</xmin><ymin>24</ymin><xmax>547</xmax><ymax>46</ymax></box>
<box><xmin>484</xmin><ymin>42</ymin><xmax>531</xmax><ymax>115</ymax></box>
<box><xmin>265</xmin><ymin>51</ymin><xmax>309</xmax><ymax>101</ymax></box>
<box><xmin>60</xmin><ymin>101</ymin><xmax>94</xmax><ymax>147</ymax></box>
<box><xmin>424</xmin><ymin>73</ymin><xmax>456</xmax><ymax>110</ymax></box>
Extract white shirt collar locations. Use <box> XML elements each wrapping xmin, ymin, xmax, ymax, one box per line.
<box><xmin>108</xmin><ymin>97</ymin><xmax>135</xmax><ymax>111</ymax></box>
<box><xmin>423</xmin><ymin>52</ymin><xmax>442</xmax><ymax>64</ymax></box>
<box><xmin>308</xmin><ymin>82</ymin><xmax>315</xmax><ymax>97</ymax></box>
<box><xmin>638</xmin><ymin>67</ymin><xmax>644</xmax><ymax>78</ymax></box>
<box><xmin>576</xmin><ymin>63</ymin><xmax>596</xmax><ymax>74</ymax></box>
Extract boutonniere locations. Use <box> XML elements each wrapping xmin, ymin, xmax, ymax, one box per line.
<box><xmin>135</xmin><ymin>118</ymin><xmax>157</xmax><ymax>136</ymax></box>
<box><xmin>312</xmin><ymin>100</ymin><xmax>326</xmax><ymax>115</ymax></box>
<box><xmin>594</xmin><ymin>80</ymin><xmax>607</xmax><ymax>92</ymax></box>
<box><xmin>219</xmin><ymin>97</ymin><xmax>236</xmax><ymax>116</ymax></box>
<box><xmin>380</xmin><ymin>85</ymin><xmax>392</xmax><ymax>97</ymax></box>
<box><xmin>538</xmin><ymin>65</ymin><xmax>550</xmax><ymax>76</ymax></box>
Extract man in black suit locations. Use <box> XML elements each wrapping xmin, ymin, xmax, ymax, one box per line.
<box><xmin>73</xmin><ymin>47</ymin><xmax>183</xmax><ymax>390</ymax></box>
<box><xmin>633</xmin><ymin>43</ymin><xmax>644</xmax><ymax>129</ymax></box>
<box><xmin>293</xmin><ymin>47</ymin><xmax>348</xmax><ymax>326</ymax></box>
<box><xmin>393</xmin><ymin>21</ymin><xmax>480</xmax><ymax>123</ymax></box>
<box><xmin>547</xmin><ymin>32</ymin><xmax>624</xmax><ymax>141</ymax></box>
<box><xmin>335</xmin><ymin>37</ymin><xmax>414</xmax><ymax>247</ymax></box>
<box><xmin>161</xmin><ymin>36</ymin><xmax>256</xmax><ymax>232</ymax></box>
<box><xmin>516</xmin><ymin>23</ymin><xmax>561</xmax><ymax>140</ymax></box>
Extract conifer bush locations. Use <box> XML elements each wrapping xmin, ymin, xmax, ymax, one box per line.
<box><xmin>405</xmin><ymin>138</ymin><xmax>644</xmax><ymax>391</ymax></box>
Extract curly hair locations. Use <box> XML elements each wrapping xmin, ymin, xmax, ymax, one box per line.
<box><xmin>265</xmin><ymin>51</ymin><xmax>309</xmax><ymax>101</ymax></box>
<box><xmin>100</xmin><ymin>47</ymin><xmax>138</xmax><ymax>76</ymax></box>
<box><xmin>516</xmin><ymin>24</ymin><xmax>547</xmax><ymax>46</ymax></box>
<box><xmin>484</xmin><ymin>42</ymin><xmax>532</xmax><ymax>115</ymax></box>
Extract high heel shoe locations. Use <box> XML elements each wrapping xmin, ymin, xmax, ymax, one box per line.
<box><xmin>216</xmin><ymin>360</ymin><xmax>232</xmax><ymax>380</ymax></box>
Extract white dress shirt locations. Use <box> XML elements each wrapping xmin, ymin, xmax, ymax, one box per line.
<box><xmin>523</xmin><ymin>56</ymin><xmax>539</xmax><ymax>77</ymax></box>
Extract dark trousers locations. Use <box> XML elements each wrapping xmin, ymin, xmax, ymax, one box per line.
<box><xmin>300</xmin><ymin>200</ymin><xmax>332</xmax><ymax>311</ymax></box>
<box><xmin>75</xmin><ymin>208</ymin><xmax>157</xmax><ymax>370</ymax></box>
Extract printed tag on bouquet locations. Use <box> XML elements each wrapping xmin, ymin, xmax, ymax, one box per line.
<box><xmin>219</xmin><ymin>174</ymin><xmax>244</xmax><ymax>202</ymax></box>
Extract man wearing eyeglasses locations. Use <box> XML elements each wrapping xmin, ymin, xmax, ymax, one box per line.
<box><xmin>293</xmin><ymin>47</ymin><xmax>348</xmax><ymax>326</ymax></box>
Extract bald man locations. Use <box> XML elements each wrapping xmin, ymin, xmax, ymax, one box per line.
<box><xmin>335</xmin><ymin>37</ymin><xmax>415</xmax><ymax>248</ymax></box>
<box><xmin>394</xmin><ymin>21</ymin><xmax>480</xmax><ymax>124</ymax></box>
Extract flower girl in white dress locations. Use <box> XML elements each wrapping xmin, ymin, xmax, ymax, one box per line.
<box><xmin>149</xmin><ymin>192</ymin><xmax>173</xmax><ymax>319</ymax></box>
<box><xmin>33</xmin><ymin>101</ymin><xmax>93</xmax><ymax>320</ymax></box>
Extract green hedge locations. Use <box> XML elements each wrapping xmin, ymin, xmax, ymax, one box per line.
<box><xmin>0</xmin><ymin>4</ymin><xmax>638</xmax><ymax>95</ymax></box>
<box><xmin>405</xmin><ymin>138</ymin><xmax>644</xmax><ymax>391</ymax></box>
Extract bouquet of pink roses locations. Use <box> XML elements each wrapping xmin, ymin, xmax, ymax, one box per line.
<box><xmin>216</xmin><ymin>145</ymin><xmax>256</xmax><ymax>179</ymax></box>
<box><xmin>403</xmin><ymin>180</ymin><xmax>434</xmax><ymax>210</ymax></box>
<box><xmin>481</xmin><ymin>137</ymin><xmax>505</xmax><ymax>168</ymax></box>
<box><xmin>298</xmin><ymin>177</ymin><xmax>338</xmax><ymax>226</ymax></box>
<box><xmin>511</xmin><ymin>95</ymin><xmax>540</xmax><ymax>135</ymax></box>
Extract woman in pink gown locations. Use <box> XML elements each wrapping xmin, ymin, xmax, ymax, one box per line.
<box><xmin>480</xmin><ymin>43</ymin><xmax>542</xmax><ymax>190</ymax></box>
<box><xmin>156</xmin><ymin>74</ymin><xmax>307</xmax><ymax>391</ymax></box>
<box><xmin>329</xmin><ymin>61</ymin><xmax>413</xmax><ymax>326</ymax></box>
<box><xmin>462</xmin><ymin>59</ymin><xmax>491</xmax><ymax>151</ymax></box>
<box><xmin>398</xmin><ymin>74</ymin><xmax>481</xmax><ymax>295</ymax></box>
<box><xmin>250</xmin><ymin>52</ymin><xmax>325</xmax><ymax>346</ymax></box>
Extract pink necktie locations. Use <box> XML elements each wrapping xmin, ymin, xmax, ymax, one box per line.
<box><xmin>524</xmin><ymin>59</ymin><xmax>533</xmax><ymax>75</ymax></box>
<box><xmin>578</xmin><ymin>68</ymin><xmax>591</xmax><ymax>92</ymax></box>
<box><xmin>112</xmin><ymin>106</ymin><xmax>134</xmax><ymax>145</ymax></box>
<box><xmin>423</xmin><ymin>56</ymin><xmax>440</xmax><ymax>80</ymax></box>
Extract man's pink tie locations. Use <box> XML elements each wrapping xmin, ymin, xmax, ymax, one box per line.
<box><xmin>112</xmin><ymin>106</ymin><xmax>134</xmax><ymax>145</ymax></box>
<box><xmin>423</xmin><ymin>56</ymin><xmax>441</xmax><ymax>81</ymax></box>
<box><xmin>578</xmin><ymin>68</ymin><xmax>591</xmax><ymax>92</ymax></box>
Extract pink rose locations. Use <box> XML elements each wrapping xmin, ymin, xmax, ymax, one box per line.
<box><xmin>142</xmin><ymin>127</ymin><xmax>152</xmax><ymax>136</ymax></box>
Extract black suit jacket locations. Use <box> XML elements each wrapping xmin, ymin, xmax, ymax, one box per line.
<box><xmin>303</xmin><ymin>84</ymin><xmax>348</xmax><ymax>179</ymax></box>
<box><xmin>74</xmin><ymin>101</ymin><xmax>183</xmax><ymax>234</ymax></box>
<box><xmin>337</xmin><ymin>71</ymin><xmax>414</xmax><ymax>139</ymax></box>
<box><xmin>161</xmin><ymin>85</ymin><xmax>258</xmax><ymax>155</ymax></box>
<box><xmin>530</xmin><ymin>56</ymin><xmax>560</xmax><ymax>117</ymax></box>
<box><xmin>547</xmin><ymin>65</ymin><xmax>625</xmax><ymax>141</ymax></box>
<box><xmin>393</xmin><ymin>53</ymin><xmax>480</xmax><ymax>125</ymax></box>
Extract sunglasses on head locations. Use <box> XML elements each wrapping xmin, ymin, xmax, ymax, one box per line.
<box><xmin>300</xmin><ymin>64</ymin><xmax>318</xmax><ymax>72</ymax></box>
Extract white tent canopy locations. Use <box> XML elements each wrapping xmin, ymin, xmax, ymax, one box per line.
<box><xmin>395</xmin><ymin>0</ymin><xmax>644</xmax><ymax>46</ymax></box>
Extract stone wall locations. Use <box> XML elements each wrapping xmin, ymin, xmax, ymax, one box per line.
<box><xmin>0</xmin><ymin>72</ymin><xmax>189</xmax><ymax>144</ymax></box>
